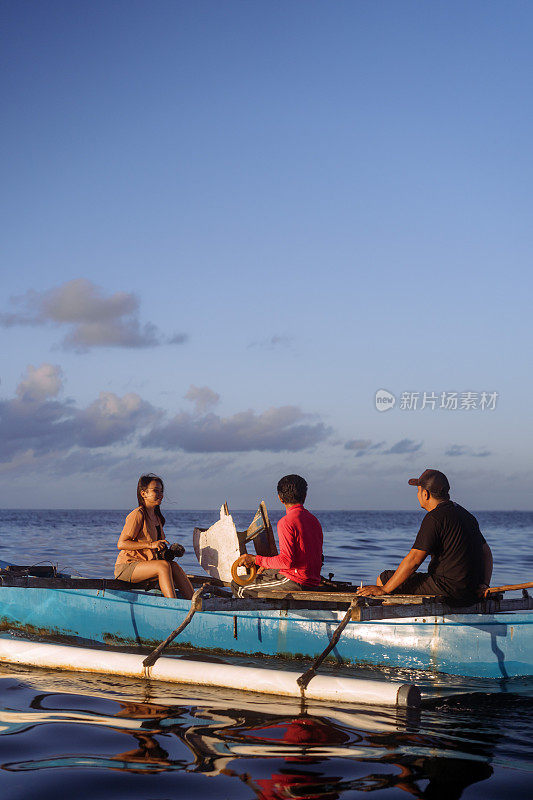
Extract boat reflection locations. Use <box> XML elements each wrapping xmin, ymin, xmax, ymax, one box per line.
<box><xmin>103</xmin><ymin>697</ymin><xmax>496</xmax><ymax>798</ymax></box>
<box><xmin>0</xmin><ymin>669</ymin><xmax>518</xmax><ymax>799</ymax></box>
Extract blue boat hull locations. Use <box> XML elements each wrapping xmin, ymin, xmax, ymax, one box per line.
<box><xmin>0</xmin><ymin>586</ymin><xmax>531</xmax><ymax>679</ymax></box>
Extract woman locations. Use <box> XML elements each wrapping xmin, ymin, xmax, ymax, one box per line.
<box><xmin>114</xmin><ymin>474</ymin><xmax>193</xmax><ymax>599</ymax></box>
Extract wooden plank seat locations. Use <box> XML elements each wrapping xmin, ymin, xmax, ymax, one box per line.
<box><xmin>250</xmin><ymin>588</ymin><xmax>442</xmax><ymax>603</ymax></box>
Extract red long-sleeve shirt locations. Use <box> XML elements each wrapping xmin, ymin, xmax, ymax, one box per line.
<box><xmin>255</xmin><ymin>504</ymin><xmax>323</xmax><ymax>586</ymax></box>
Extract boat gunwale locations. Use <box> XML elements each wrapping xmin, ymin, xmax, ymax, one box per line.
<box><xmin>0</xmin><ymin>582</ymin><xmax>531</xmax><ymax>624</ymax></box>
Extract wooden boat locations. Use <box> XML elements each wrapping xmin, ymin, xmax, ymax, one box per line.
<box><xmin>0</xmin><ymin>559</ymin><xmax>531</xmax><ymax>680</ymax></box>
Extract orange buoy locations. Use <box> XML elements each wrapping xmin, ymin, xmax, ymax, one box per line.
<box><xmin>231</xmin><ymin>559</ymin><xmax>257</xmax><ymax>587</ymax></box>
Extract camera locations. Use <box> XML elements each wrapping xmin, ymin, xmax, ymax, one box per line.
<box><xmin>156</xmin><ymin>542</ymin><xmax>185</xmax><ymax>562</ymax></box>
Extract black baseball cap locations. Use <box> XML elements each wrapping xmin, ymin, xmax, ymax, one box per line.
<box><xmin>408</xmin><ymin>469</ymin><xmax>450</xmax><ymax>496</ymax></box>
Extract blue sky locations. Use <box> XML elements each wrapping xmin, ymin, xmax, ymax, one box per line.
<box><xmin>1</xmin><ymin>0</ymin><xmax>531</xmax><ymax>509</ymax></box>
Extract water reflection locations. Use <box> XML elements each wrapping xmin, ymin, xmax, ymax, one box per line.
<box><xmin>2</xmin><ymin>670</ymin><xmax>531</xmax><ymax>799</ymax></box>
<box><xmin>110</xmin><ymin>701</ymin><xmax>178</xmax><ymax>774</ymax></box>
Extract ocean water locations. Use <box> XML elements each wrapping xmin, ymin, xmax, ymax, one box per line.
<box><xmin>0</xmin><ymin>508</ymin><xmax>531</xmax><ymax>799</ymax></box>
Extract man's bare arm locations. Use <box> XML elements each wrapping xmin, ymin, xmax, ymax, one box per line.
<box><xmin>117</xmin><ymin>536</ymin><xmax>166</xmax><ymax>552</ymax></box>
<box><xmin>356</xmin><ymin>549</ymin><xmax>427</xmax><ymax>596</ymax></box>
<box><xmin>382</xmin><ymin>548</ymin><xmax>428</xmax><ymax>592</ymax></box>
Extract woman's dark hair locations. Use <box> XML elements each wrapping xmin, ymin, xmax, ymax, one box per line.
<box><xmin>277</xmin><ymin>474</ymin><xmax>308</xmax><ymax>504</ymax></box>
<box><xmin>137</xmin><ymin>473</ymin><xmax>165</xmax><ymax>527</ymax></box>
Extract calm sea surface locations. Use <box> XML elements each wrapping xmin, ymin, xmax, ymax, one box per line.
<box><xmin>0</xmin><ymin>509</ymin><xmax>531</xmax><ymax>799</ymax></box>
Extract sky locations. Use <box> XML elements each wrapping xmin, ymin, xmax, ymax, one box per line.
<box><xmin>1</xmin><ymin>0</ymin><xmax>532</xmax><ymax>510</ymax></box>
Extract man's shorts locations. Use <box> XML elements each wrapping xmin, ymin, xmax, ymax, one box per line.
<box><xmin>379</xmin><ymin>569</ymin><xmax>442</xmax><ymax>596</ymax></box>
<box><xmin>231</xmin><ymin>568</ymin><xmax>311</xmax><ymax>598</ymax></box>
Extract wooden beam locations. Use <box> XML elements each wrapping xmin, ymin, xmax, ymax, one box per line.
<box><xmin>251</xmin><ymin>589</ymin><xmax>439</xmax><ymax>603</ymax></box>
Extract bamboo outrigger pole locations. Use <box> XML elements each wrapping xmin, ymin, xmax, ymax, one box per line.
<box><xmin>486</xmin><ymin>581</ymin><xmax>533</xmax><ymax>594</ymax></box>
<box><xmin>297</xmin><ymin>599</ymin><xmax>358</xmax><ymax>693</ymax></box>
<box><xmin>143</xmin><ymin>585</ymin><xmax>206</xmax><ymax>668</ymax></box>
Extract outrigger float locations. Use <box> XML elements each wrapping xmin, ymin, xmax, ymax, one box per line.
<box><xmin>0</xmin><ymin>505</ymin><xmax>531</xmax><ymax>703</ymax></box>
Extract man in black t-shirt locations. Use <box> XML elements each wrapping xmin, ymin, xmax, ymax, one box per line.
<box><xmin>356</xmin><ymin>469</ymin><xmax>493</xmax><ymax>604</ymax></box>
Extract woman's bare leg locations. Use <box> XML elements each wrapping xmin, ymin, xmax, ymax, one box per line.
<box><xmin>130</xmin><ymin>561</ymin><xmax>176</xmax><ymax>598</ymax></box>
<box><xmin>171</xmin><ymin>562</ymin><xmax>194</xmax><ymax>600</ymax></box>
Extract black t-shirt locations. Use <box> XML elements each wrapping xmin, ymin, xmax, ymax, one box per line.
<box><xmin>413</xmin><ymin>501</ymin><xmax>486</xmax><ymax>601</ymax></box>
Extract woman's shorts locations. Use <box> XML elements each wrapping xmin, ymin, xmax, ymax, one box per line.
<box><xmin>114</xmin><ymin>562</ymin><xmax>139</xmax><ymax>582</ymax></box>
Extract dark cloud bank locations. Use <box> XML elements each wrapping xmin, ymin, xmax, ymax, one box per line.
<box><xmin>0</xmin><ymin>364</ymin><xmax>158</xmax><ymax>461</ymax></box>
<box><xmin>145</xmin><ymin>407</ymin><xmax>330</xmax><ymax>453</ymax></box>
<box><xmin>0</xmin><ymin>367</ymin><xmax>331</xmax><ymax>470</ymax></box>
<box><xmin>1</xmin><ymin>365</ymin><xmax>492</xmax><ymax>484</ymax></box>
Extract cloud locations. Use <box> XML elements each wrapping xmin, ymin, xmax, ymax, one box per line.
<box><xmin>76</xmin><ymin>392</ymin><xmax>159</xmax><ymax>447</ymax></box>
<box><xmin>184</xmin><ymin>384</ymin><xmax>220</xmax><ymax>414</ymax></box>
<box><xmin>144</xmin><ymin>406</ymin><xmax>331</xmax><ymax>453</ymax></box>
<box><xmin>16</xmin><ymin>363</ymin><xmax>63</xmax><ymax>401</ymax></box>
<box><xmin>345</xmin><ymin>439</ymin><xmax>373</xmax><ymax>451</ymax></box>
<box><xmin>0</xmin><ymin>364</ymin><xmax>158</xmax><ymax>461</ymax></box>
<box><xmin>344</xmin><ymin>439</ymin><xmax>386</xmax><ymax>457</ymax></box>
<box><xmin>0</xmin><ymin>279</ymin><xmax>187</xmax><ymax>352</ymax></box>
<box><xmin>168</xmin><ymin>332</ymin><xmax>188</xmax><ymax>345</ymax></box>
<box><xmin>248</xmin><ymin>334</ymin><xmax>293</xmax><ymax>350</ymax></box>
<box><xmin>445</xmin><ymin>444</ymin><xmax>491</xmax><ymax>458</ymax></box>
<box><xmin>445</xmin><ymin>445</ymin><xmax>468</xmax><ymax>457</ymax></box>
<box><xmin>0</xmin><ymin>396</ymin><xmax>76</xmax><ymax>461</ymax></box>
<box><xmin>384</xmin><ymin>438</ymin><xmax>423</xmax><ymax>455</ymax></box>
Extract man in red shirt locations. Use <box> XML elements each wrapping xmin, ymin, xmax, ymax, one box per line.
<box><xmin>233</xmin><ymin>474</ymin><xmax>323</xmax><ymax>598</ymax></box>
